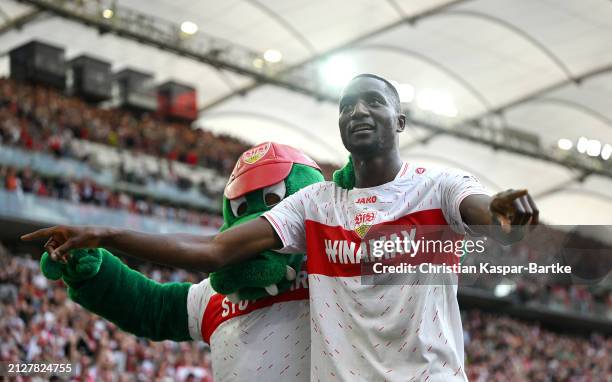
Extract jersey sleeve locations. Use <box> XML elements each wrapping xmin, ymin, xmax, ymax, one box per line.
<box><xmin>437</xmin><ymin>168</ymin><xmax>491</xmax><ymax>234</ymax></box>
<box><xmin>186</xmin><ymin>278</ymin><xmax>215</xmax><ymax>342</ymax></box>
<box><xmin>262</xmin><ymin>186</ymin><xmax>310</xmax><ymax>254</ymax></box>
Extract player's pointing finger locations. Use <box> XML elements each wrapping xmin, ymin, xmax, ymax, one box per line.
<box><xmin>527</xmin><ymin>194</ymin><xmax>539</xmax><ymax>225</ymax></box>
<box><xmin>502</xmin><ymin>189</ymin><xmax>528</xmax><ymax>201</ymax></box>
<box><xmin>21</xmin><ymin>227</ymin><xmax>55</xmax><ymax>241</ymax></box>
<box><xmin>53</xmin><ymin>239</ymin><xmax>76</xmax><ymax>259</ymax></box>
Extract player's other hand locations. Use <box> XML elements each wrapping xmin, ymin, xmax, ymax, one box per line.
<box><xmin>21</xmin><ymin>225</ymin><xmax>106</xmax><ymax>263</ymax></box>
<box><xmin>489</xmin><ymin>189</ymin><xmax>539</xmax><ymax>243</ymax></box>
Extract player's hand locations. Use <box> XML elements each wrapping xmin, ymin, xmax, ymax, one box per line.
<box><xmin>21</xmin><ymin>225</ymin><xmax>107</xmax><ymax>263</ymax></box>
<box><xmin>489</xmin><ymin>189</ymin><xmax>539</xmax><ymax>243</ymax></box>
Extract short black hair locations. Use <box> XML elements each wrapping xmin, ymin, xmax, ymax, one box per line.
<box><xmin>349</xmin><ymin>73</ymin><xmax>401</xmax><ymax>113</ymax></box>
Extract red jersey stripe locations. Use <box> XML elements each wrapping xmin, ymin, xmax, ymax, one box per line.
<box><xmin>201</xmin><ymin>284</ymin><xmax>308</xmax><ymax>343</ymax></box>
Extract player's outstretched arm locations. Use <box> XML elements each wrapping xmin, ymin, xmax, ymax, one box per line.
<box><xmin>460</xmin><ymin>189</ymin><xmax>539</xmax><ymax>245</ymax></box>
<box><xmin>21</xmin><ymin>217</ymin><xmax>282</xmax><ymax>273</ymax></box>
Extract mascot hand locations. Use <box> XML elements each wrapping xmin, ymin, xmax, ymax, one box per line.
<box><xmin>209</xmin><ymin>252</ymin><xmax>303</xmax><ymax>303</ymax></box>
<box><xmin>40</xmin><ymin>248</ymin><xmax>103</xmax><ymax>286</ymax></box>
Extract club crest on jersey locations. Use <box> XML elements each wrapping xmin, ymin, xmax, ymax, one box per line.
<box><xmin>354</xmin><ymin>211</ymin><xmax>377</xmax><ymax>239</ymax></box>
<box><xmin>415</xmin><ymin>167</ymin><xmax>426</xmax><ymax>174</ymax></box>
<box><xmin>242</xmin><ymin>142</ymin><xmax>271</xmax><ymax>164</ymax></box>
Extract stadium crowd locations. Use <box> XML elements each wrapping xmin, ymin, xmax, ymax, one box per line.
<box><xmin>0</xmin><ymin>165</ymin><xmax>223</xmax><ymax>229</ymax></box>
<box><xmin>0</xmin><ymin>77</ymin><xmax>244</xmax><ymax>175</ymax></box>
<box><xmin>463</xmin><ymin>310</ymin><xmax>610</xmax><ymax>381</ymax></box>
<box><xmin>0</xmin><ymin>78</ymin><xmax>338</xmax><ymax>181</ymax></box>
<box><xmin>462</xmin><ymin>234</ymin><xmax>611</xmax><ymax>318</ymax></box>
<box><xmin>0</xmin><ymin>243</ymin><xmax>609</xmax><ymax>381</ymax></box>
<box><xmin>514</xmin><ymin>280</ymin><xmax>610</xmax><ymax>318</ymax></box>
<box><xmin>0</xmin><ymin>244</ymin><xmax>213</xmax><ymax>381</ymax></box>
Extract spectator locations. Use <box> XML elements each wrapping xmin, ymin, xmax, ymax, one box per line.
<box><xmin>463</xmin><ymin>310</ymin><xmax>610</xmax><ymax>381</ymax></box>
<box><xmin>0</xmin><ymin>78</ymin><xmax>253</xmax><ymax>175</ymax></box>
<box><xmin>0</xmin><ymin>165</ymin><xmax>223</xmax><ymax>229</ymax></box>
<box><xmin>0</xmin><ymin>246</ymin><xmax>213</xmax><ymax>381</ymax></box>
<box><xmin>4</xmin><ymin>167</ymin><xmax>20</xmax><ymax>192</ymax></box>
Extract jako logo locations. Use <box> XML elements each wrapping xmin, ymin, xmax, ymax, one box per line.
<box><xmin>356</xmin><ymin>196</ymin><xmax>377</xmax><ymax>204</ymax></box>
<box><xmin>415</xmin><ymin>167</ymin><xmax>426</xmax><ymax>174</ymax></box>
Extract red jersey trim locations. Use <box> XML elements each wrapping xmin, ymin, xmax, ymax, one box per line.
<box><xmin>399</xmin><ymin>162</ymin><xmax>409</xmax><ymax>177</ymax></box>
<box><xmin>305</xmin><ymin>208</ymin><xmax>462</xmax><ymax>278</ymax></box>
<box><xmin>201</xmin><ymin>283</ymin><xmax>308</xmax><ymax>343</ymax></box>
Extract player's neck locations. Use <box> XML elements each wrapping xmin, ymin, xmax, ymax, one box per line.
<box><xmin>352</xmin><ymin>151</ymin><xmax>403</xmax><ymax>188</ymax></box>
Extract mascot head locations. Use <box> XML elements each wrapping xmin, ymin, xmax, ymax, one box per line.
<box><xmin>210</xmin><ymin>142</ymin><xmax>324</xmax><ymax>301</ymax></box>
<box><xmin>222</xmin><ymin>142</ymin><xmax>323</xmax><ymax>228</ymax></box>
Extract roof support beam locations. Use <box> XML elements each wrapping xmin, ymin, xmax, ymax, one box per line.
<box><xmin>199</xmin><ymin>0</ymin><xmax>474</xmax><ymax>110</ymax></box>
<box><xmin>437</xmin><ymin>10</ymin><xmax>574</xmax><ymax>81</ymax></box>
<box><xmin>471</xmin><ymin>63</ymin><xmax>612</xmax><ymax>122</ymax></box>
<box><xmin>244</xmin><ymin>0</ymin><xmax>317</xmax><ymax>55</ymax></box>
<box><xmin>385</xmin><ymin>0</ymin><xmax>408</xmax><ymax>19</ymax></box>
<box><xmin>398</xmin><ymin>151</ymin><xmax>502</xmax><ymax>190</ymax></box>
<box><xmin>399</xmin><ymin>118</ymin><xmax>611</xmax><ymax>179</ymax></box>
<box><xmin>525</xmin><ymin>98</ymin><xmax>612</xmax><ymax>131</ymax></box>
<box><xmin>18</xmin><ymin>0</ymin><xmax>612</xmax><ymax>179</ymax></box>
<box><xmin>538</xmin><ymin>188</ymin><xmax>612</xmax><ymax>205</ymax></box>
<box><xmin>533</xmin><ymin>174</ymin><xmax>586</xmax><ymax>200</ymax></box>
<box><xmin>353</xmin><ymin>44</ymin><xmax>494</xmax><ymax>112</ymax></box>
<box><xmin>18</xmin><ymin>0</ymin><xmax>315</xmax><ymax>93</ymax></box>
<box><xmin>0</xmin><ymin>9</ymin><xmax>43</xmax><ymax>36</ymax></box>
<box><xmin>402</xmin><ymin>62</ymin><xmax>612</xmax><ymax>158</ymax></box>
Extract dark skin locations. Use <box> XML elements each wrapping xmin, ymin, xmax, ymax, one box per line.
<box><xmin>22</xmin><ymin>76</ymin><xmax>538</xmax><ymax>272</ymax></box>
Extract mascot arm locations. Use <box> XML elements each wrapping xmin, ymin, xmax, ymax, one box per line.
<box><xmin>43</xmin><ymin>248</ymin><xmax>192</xmax><ymax>342</ymax></box>
<box><xmin>210</xmin><ymin>252</ymin><xmax>303</xmax><ymax>302</ymax></box>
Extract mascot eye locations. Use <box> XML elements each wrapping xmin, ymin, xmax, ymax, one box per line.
<box><xmin>230</xmin><ymin>196</ymin><xmax>248</xmax><ymax>217</ymax></box>
<box><xmin>263</xmin><ymin>181</ymin><xmax>286</xmax><ymax>207</ymax></box>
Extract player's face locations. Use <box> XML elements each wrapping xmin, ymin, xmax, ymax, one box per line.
<box><xmin>338</xmin><ymin>77</ymin><xmax>405</xmax><ymax>156</ymax></box>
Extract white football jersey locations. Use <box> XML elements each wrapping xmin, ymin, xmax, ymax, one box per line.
<box><xmin>187</xmin><ymin>270</ymin><xmax>310</xmax><ymax>381</ymax></box>
<box><xmin>263</xmin><ymin>162</ymin><xmax>489</xmax><ymax>381</ymax></box>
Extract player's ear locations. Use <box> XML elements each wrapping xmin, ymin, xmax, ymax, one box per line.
<box><xmin>397</xmin><ymin>113</ymin><xmax>406</xmax><ymax>133</ymax></box>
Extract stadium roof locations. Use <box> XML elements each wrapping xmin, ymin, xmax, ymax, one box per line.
<box><xmin>1</xmin><ymin>0</ymin><xmax>612</xmax><ymax>225</ymax></box>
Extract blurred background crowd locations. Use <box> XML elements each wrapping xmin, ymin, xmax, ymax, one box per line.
<box><xmin>0</xmin><ymin>244</ymin><xmax>213</xmax><ymax>382</ymax></box>
<box><xmin>462</xmin><ymin>236</ymin><xmax>612</xmax><ymax>319</ymax></box>
<box><xmin>0</xmin><ymin>78</ymin><xmax>244</xmax><ymax>176</ymax></box>
<box><xmin>0</xmin><ymin>78</ymin><xmax>338</xmax><ymax>186</ymax></box>
<box><xmin>0</xmin><ymin>164</ymin><xmax>223</xmax><ymax>229</ymax></box>
<box><xmin>463</xmin><ymin>310</ymin><xmax>610</xmax><ymax>382</ymax></box>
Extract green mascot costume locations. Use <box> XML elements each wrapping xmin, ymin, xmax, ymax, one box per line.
<box><xmin>211</xmin><ymin>142</ymin><xmax>325</xmax><ymax>301</ymax></box>
<box><xmin>38</xmin><ymin>142</ymin><xmax>324</xmax><ymax>342</ymax></box>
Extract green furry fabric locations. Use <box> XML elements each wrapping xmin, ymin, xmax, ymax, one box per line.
<box><xmin>45</xmin><ymin>248</ymin><xmax>192</xmax><ymax>342</ymax></box>
<box><xmin>333</xmin><ymin>156</ymin><xmax>355</xmax><ymax>190</ymax></box>
<box><xmin>210</xmin><ymin>251</ymin><xmax>298</xmax><ymax>295</ymax></box>
<box><xmin>40</xmin><ymin>252</ymin><xmax>63</xmax><ymax>280</ymax></box>
<box><xmin>210</xmin><ymin>163</ymin><xmax>323</xmax><ymax>301</ymax></box>
<box><xmin>285</xmin><ymin>163</ymin><xmax>326</xmax><ymax>196</ymax></box>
